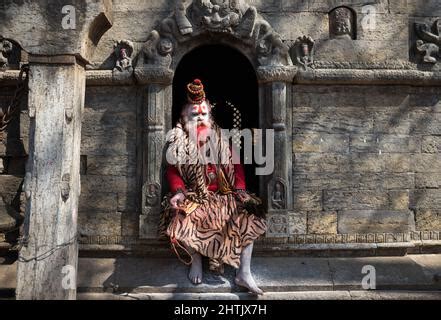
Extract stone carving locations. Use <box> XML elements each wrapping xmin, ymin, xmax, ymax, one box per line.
<box><xmin>175</xmin><ymin>0</ymin><xmax>194</xmax><ymax>35</ymax></box>
<box><xmin>113</xmin><ymin>40</ymin><xmax>134</xmax><ymax>72</ymax></box>
<box><xmin>415</xmin><ymin>19</ymin><xmax>441</xmax><ymax>64</ymax></box>
<box><xmin>144</xmin><ymin>182</ymin><xmax>161</xmax><ymax>207</ymax></box>
<box><xmin>138</xmin><ymin>0</ymin><xmax>292</xmax><ymax>69</ymax></box>
<box><xmin>271</xmin><ymin>180</ymin><xmax>286</xmax><ymax>210</ymax></box>
<box><xmin>267</xmin><ymin>214</ymin><xmax>288</xmax><ymax>236</ymax></box>
<box><xmin>292</xmin><ymin>36</ymin><xmax>315</xmax><ymax>70</ymax></box>
<box><xmin>0</xmin><ymin>40</ymin><xmax>13</xmax><ymax>69</ymax></box>
<box><xmin>142</xmin><ymin>30</ymin><xmax>174</xmax><ymax>68</ymax></box>
<box><xmin>329</xmin><ymin>7</ymin><xmax>355</xmax><ymax>40</ymax></box>
<box><xmin>80</xmin><ymin>231</ymin><xmax>438</xmax><ymax>246</ymax></box>
<box><xmin>60</xmin><ymin>173</ymin><xmax>71</xmax><ymax>201</ymax></box>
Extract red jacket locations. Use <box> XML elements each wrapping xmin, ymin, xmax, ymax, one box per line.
<box><xmin>166</xmin><ymin>163</ymin><xmax>246</xmax><ymax>193</ymax></box>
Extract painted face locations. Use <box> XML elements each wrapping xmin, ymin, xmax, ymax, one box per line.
<box><xmin>184</xmin><ymin>100</ymin><xmax>211</xmax><ymax>127</ymax></box>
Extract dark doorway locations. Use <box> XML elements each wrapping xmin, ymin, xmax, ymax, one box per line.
<box><xmin>173</xmin><ymin>44</ymin><xmax>259</xmax><ymax>193</ymax></box>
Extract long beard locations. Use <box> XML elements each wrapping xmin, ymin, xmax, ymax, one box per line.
<box><xmin>182</xmin><ymin>117</ymin><xmax>212</xmax><ymax>140</ymax></box>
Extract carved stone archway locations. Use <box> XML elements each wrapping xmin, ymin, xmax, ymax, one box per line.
<box><xmin>136</xmin><ymin>0</ymin><xmax>297</xmax><ymax>239</ymax></box>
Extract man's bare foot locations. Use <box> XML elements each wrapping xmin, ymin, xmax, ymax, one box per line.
<box><xmin>188</xmin><ymin>253</ymin><xmax>203</xmax><ymax>285</ymax></box>
<box><xmin>235</xmin><ymin>271</ymin><xmax>263</xmax><ymax>295</ymax></box>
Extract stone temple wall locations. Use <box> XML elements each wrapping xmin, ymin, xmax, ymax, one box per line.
<box><xmin>0</xmin><ymin>0</ymin><xmax>440</xmax><ymax>254</ymax></box>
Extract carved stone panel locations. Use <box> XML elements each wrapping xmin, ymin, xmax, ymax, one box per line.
<box><xmin>269</xmin><ymin>178</ymin><xmax>286</xmax><ymax>210</ymax></box>
<box><xmin>137</xmin><ymin>0</ymin><xmax>292</xmax><ymax>70</ymax></box>
<box><xmin>266</xmin><ymin>214</ymin><xmax>289</xmax><ymax>237</ymax></box>
<box><xmin>415</xmin><ymin>19</ymin><xmax>441</xmax><ymax>64</ymax></box>
<box><xmin>329</xmin><ymin>6</ymin><xmax>356</xmax><ymax>40</ymax></box>
<box><xmin>292</xmin><ymin>36</ymin><xmax>315</xmax><ymax>70</ymax></box>
<box><xmin>0</xmin><ymin>40</ymin><xmax>13</xmax><ymax>69</ymax></box>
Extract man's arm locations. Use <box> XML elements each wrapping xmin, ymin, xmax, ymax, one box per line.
<box><xmin>234</xmin><ymin>163</ymin><xmax>246</xmax><ymax>190</ymax></box>
<box><xmin>166</xmin><ymin>165</ymin><xmax>186</xmax><ymax>193</ymax></box>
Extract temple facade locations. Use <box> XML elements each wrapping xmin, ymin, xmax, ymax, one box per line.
<box><xmin>0</xmin><ymin>0</ymin><xmax>440</xmax><ymax>299</ymax></box>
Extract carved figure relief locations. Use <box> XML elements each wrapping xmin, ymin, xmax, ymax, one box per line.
<box><xmin>329</xmin><ymin>7</ymin><xmax>355</xmax><ymax>40</ymax></box>
<box><xmin>267</xmin><ymin>214</ymin><xmax>288</xmax><ymax>235</ymax></box>
<box><xmin>142</xmin><ymin>31</ymin><xmax>174</xmax><ymax>68</ymax></box>
<box><xmin>113</xmin><ymin>40</ymin><xmax>134</xmax><ymax>72</ymax></box>
<box><xmin>415</xmin><ymin>19</ymin><xmax>441</xmax><ymax>64</ymax></box>
<box><xmin>137</xmin><ymin>0</ymin><xmax>292</xmax><ymax>69</ymax></box>
<box><xmin>271</xmin><ymin>180</ymin><xmax>286</xmax><ymax>210</ymax></box>
<box><xmin>0</xmin><ymin>40</ymin><xmax>13</xmax><ymax>69</ymax></box>
<box><xmin>292</xmin><ymin>36</ymin><xmax>315</xmax><ymax>70</ymax></box>
<box><xmin>145</xmin><ymin>182</ymin><xmax>161</xmax><ymax>207</ymax></box>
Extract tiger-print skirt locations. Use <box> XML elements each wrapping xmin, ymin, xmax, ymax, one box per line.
<box><xmin>158</xmin><ymin>192</ymin><xmax>267</xmax><ymax>270</ymax></box>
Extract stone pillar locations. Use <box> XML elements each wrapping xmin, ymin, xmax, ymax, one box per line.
<box><xmin>16</xmin><ymin>55</ymin><xmax>86</xmax><ymax>300</ymax></box>
<box><xmin>135</xmin><ymin>67</ymin><xmax>173</xmax><ymax>239</ymax></box>
<box><xmin>257</xmin><ymin>66</ymin><xmax>297</xmax><ymax>239</ymax></box>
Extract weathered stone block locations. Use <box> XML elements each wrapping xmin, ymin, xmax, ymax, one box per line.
<box><xmin>307</xmin><ymin>211</ymin><xmax>337</xmax><ymax>234</ymax></box>
<box><xmin>337</xmin><ymin>210</ymin><xmax>412</xmax><ymax>233</ymax></box>
<box><xmin>323</xmin><ymin>190</ymin><xmax>399</xmax><ymax>211</ymax></box>
<box><xmin>81</xmin><ymin>176</ymin><xmax>136</xmax><ymax>194</ymax></box>
<box><xmin>294</xmin><ymin>173</ymin><xmax>348</xmax><ymax>190</ymax></box>
<box><xmin>78</xmin><ymin>211</ymin><xmax>122</xmax><ymax>236</ymax></box>
<box><xmin>412</xmin><ymin>154</ymin><xmax>441</xmax><ymax>173</ymax></box>
<box><xmin>288</xmin><ymin>212</ymin><xmax>307</xmax><ymax>235</ymax></box>
<box><xmin>117</xmin><ymin>193</ymin><xmax>138</xmax><ymax>212</ymax></box>
<box><xmin>373</xmin><ymin>110</ymin><xmax>415</xmax><ymax>135</ymax></box>
<box><xmin>389</xmin><ymin>190</ymin><xmax>410</xmax><ymax>211</ymax></box>
<box><xmin>357</xmin><ymin>14</ymin><xmax>408</xmax><ymax>42</ymax></box>
<box><xmin>293</xmin><ymin>108</ymin><xmax>373</xmax><ymax>134</ymax></box>
<box><xmin>349</xmin><ymin>153</ymin><xmax>384</xmax><ymax>173</ymax></box>
<box><xmin>0</xmin><ymin>175</ymin><xmax>23</xmax><ymax>194</ymax></box>
<box><xmin>86</xmin><ymin>155</ymin><xmax>136</xmax><ymax>176</ymax></box>
<box><xmin>422</xmin><ymin>136</ymin><xmax>441</xmax><ymax>153</ymax></box>
<box><xmin>293</xmin><ymin>133</ymin><xmax>349</xmax><ymax>153</ymax></box>
<box><xmin>79</xmin><ymin>192</ymin><xmax>118</xmax><ymax>212</ymax></box>
<box><xmin>415</xmin><ymin>173</ymin><xmax>441</xmax><ymax>189</ymax></box>
<box><xmin>411</xmin><ymin>190</ymin><xmax>441</xmax><ymax>209</ymax></box>
<box><xmin>408</xmin><ymin>0</ymin><xmax>441</xmax><ymax>17</ymax></box>
<box><xmin>269</xmin><ymin>12</ymin><xmax>328</xmax><ymax>40</ymax></box>
<box><xmin>383</xmin><ymin>154</ymin><xmax>411</xmax><ymax>173</ymax></box>
<box><xmin>315</xmin><ymin>39</ymin><xmax>409</xmax><ymax>63</ymax></box>
<box><xmin>415</xmin><ymin>210</ymin><xmax>441</xmax><ymax>231</ymax></box>
<box><xmin>411</xmin><ymin>114</ymin><xmax>441</xmax><ymax>135</ymax></box>
<box><xmin>294</xmin><ymin>153</ymin><xmax>351</xmax><ymax>173</ymax></box>
<box><xmin>293</xmin><ymin>190</ymin><xmax>322</xmax><ymax>211</ymax></box>
<box><xmin>350</xmin><ymin>134</ymin><xmax>420</xmax><ymax>153</ymax></box>
<box><xmin>409</xmin><ymin>88</ymin><xmax>441</xmax><ymax>112</ymax></box>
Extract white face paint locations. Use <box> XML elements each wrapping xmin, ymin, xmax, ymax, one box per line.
<box><xmin>182</xmin><ymin>100</ymin><xmax>211</xmax><ymax>128</ymax></box>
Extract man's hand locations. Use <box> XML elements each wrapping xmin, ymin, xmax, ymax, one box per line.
<box><xmin>170</xmin><ymin>192</ymin><xmax>186</xmax><ymax>210</ymax></box>
<box><xmin>235</xmin><ymin>189</ymin><xmax>252</xmax><ymax>203</ymax></box>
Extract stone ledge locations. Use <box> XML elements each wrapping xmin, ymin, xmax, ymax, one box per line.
<box><xmin>77</xmin><ymin>241</ymin><xmax>418</xmax><ymax>258</ymax></box>
<box><xmin>86</xmin><ymin>70</ymin><xmax>135</xmax><ymax>86</ymax></box>
<box><xmin>295</xmin><ymin>69</ymin><xmax>441</xmax><ymax>86</ymax></box>
<box><xmin>72</xmin><ymin>255</ymin><xmax>440</xmax><ymax>293</ymax></box>
<box><xmin>2</xmin><ymin>68</ymin><xmax>441</xmax><ymax>87</ymax></box>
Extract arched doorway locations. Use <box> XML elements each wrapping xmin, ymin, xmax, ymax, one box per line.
<box><xmin>172</xmin><ymin>44</ymin><xmax>259</xmax><ymax>193</ymax></box>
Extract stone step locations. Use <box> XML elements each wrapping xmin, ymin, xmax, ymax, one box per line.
<box><xmin>76</xmin><ymin>255</ymin><xmax>441</xmax><ymax>294</ymax></box>
<box><xmin>2</xmin><ymin>255</ymin><xmax>441</xmax><ymax>298</ymax></box>
<box><xmin>77</xmin><ymin>291</ymin><xmax>441</xmax><ymax>300</ymax></box>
